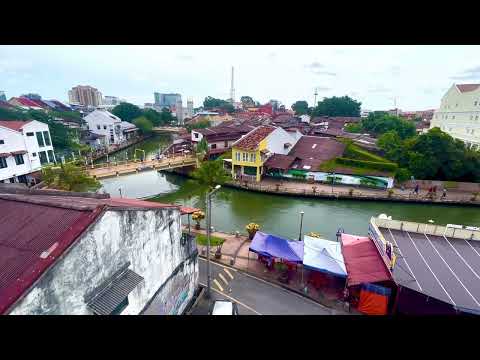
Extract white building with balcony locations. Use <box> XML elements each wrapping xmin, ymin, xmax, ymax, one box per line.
<box><xmin>0</xmin><ymin>120</ymin><xmax>56</xmax><ymax>184</ymax></box>
<box><xmin>84</xmin><ymin>109</ymin><xmax>138</xmax><ymax>147</ymax></box>
<box><xmin>430</xmin><ymin>83</ymin><xmax>480</xmax><ymax>149</ymax></box>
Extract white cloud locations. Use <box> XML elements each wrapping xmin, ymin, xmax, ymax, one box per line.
<box><xmin>1</xmin><ymin>45</ymin><xmax>480</xmax><ymax>109</ymax></box>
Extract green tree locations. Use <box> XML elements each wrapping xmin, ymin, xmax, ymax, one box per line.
<box><xmin>240</xmin><ymin>96</ymin><xmax>255</xmax><ymax>108</ymax></box>
<box><xmin>361</xmin><ymin>113</ymin><xmax>416</xmax><ymax>139</ymax></box>
<box><xmin>142</xmin><ymin>108</ymin><xmax>163</xmax><ymax>127</ymax></box>
<box><xmin>42</xmin><ymin>163</ymin><xmax>101</xmax><ymax>192</ymax></box>
<box><xmin>186</xmin><ymin>118</ymin><xmax>211</xmax><ymax>133</ymax></box>
<box><xmin>133</xmin><ymin>116</ymin><xmax>153</xmax><ymax>135</ymax></box>
<box><xmin>311</xmin><ymin>96</ymin><xmax>361</xmax><ymax>117</ymax></box>
<box><xmin>203</xmin><ymin>96</ymin><xmax>234</xmax><ymax>113</ymax></box>
<box><xmin>112</xmin><ymin>102</ymin><xmax>142</xmax><ymax>122</ymax></box>
<box><xmin>292</xmin><ymin>100</ymin><xmax>309</xmax><ymax>115</ymax></box>
<box><xmin>191</xmin><ymin>159</ymin><xmax>229</xmax><ymax>191</ymax></box>
<box><xmin>195</xmin><ymin>137</ymin><xmax>208</xmax><ymax>157</ymax></box>
<box><xmin>27</xmin><ymin>110</ymin><xmax>73</xmax><ymax>149</ymax></box>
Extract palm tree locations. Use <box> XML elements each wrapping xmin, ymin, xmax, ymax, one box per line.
<box><xmin>42</xmin><ymin>163</ymin><xmax>101</xmax><ymax>192</ymax></box>
<box><xmin>191</xmin><ymin>159</ymin><xmax>229</xmax><ymax>191</ymax></box>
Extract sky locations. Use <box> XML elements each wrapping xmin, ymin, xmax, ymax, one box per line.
<box><xmin>1</xmin><ymin>45</ymin><xmax>480</xmax><ymax>111</ymax></box>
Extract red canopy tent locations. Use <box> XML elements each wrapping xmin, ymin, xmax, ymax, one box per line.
<box><xmin>340</xmin><ymin>233</ymin><xmax>393</xmax><ymax>315</ymax></box>
<box><xmin>340</xmin><ymin>233</ymin><xmax>392</xmax><ymax>286</ymax></box>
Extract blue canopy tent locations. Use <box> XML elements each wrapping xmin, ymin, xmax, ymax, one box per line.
<box><xmin>249</xmin><ymin>231</ymin><xmax>304</xmax><ymax>266</ymax></box>
<box><xmin>303</xmin><ymin>235</ymin><xmax>347</xmax><ymax>277</ymax></box>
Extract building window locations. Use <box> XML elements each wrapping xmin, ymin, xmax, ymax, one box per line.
<box><xmin>243</xmin><ymin>152</ymin><xmax>247</xmax><ymax>161</ymax></box>
<box><xmin>36</xmin><ymin>132</ymin><xmax>45</xmax><ymax>147</ymax></box>
<box><xmin>97</xmin><ymin>125</ymin><xmax>101</xmax><ymax>130</ymax></box>
<box><xmin>26</xmin><ymin>132</ymin><xmax>34</xmax><ymax>137</ymax></box>
<box><xmin>39</xmin><ymin>151</ymin><xmax>48</xmax><ymax>165</ymax></box>
<box><xmin>250</xmin><ymin>153</ymin><xmax>256</xmax><ymax>162</ymax></box>
<box><xmin>14</xmin><ymin>154</ymin><xmax>24</xmax><ymax>165</ymax></box>
<box><xmin>211</xmin><ymin>144</ymin><xmax>217</xmax><ymax>149</ymax></box>
<box><xmin>235</xmin><ymin>152</ymin><xmax>240</xmax><ymax>161</ymax></box>
<box><xmin>475</xmin><ymin>101</ymin><xmax>478</xmax><ymax>106</ymax></box>
<box><xmin>476</xmin><ymin>116</ymin><xmax>479</xmax><ymax>121</ymax></box>
<box><xmin>0</xmin><ymin>139</ymin><xmax>4</xmax><ymax>144</ymax></box>
<box><xmin>43</xmin><ymin>131</ymin><xmax>51</xmax><ymax>146</ymax></box>
<box><xmin>104</xmin><ymin>125</ymin><xmax>107</xmax><ymax>130</ymax></box>
<box><xmin>224</xmin><ymin>140</ymin><xmax>228</xmax><ymax>148</ymax></box>
<box><xmin>445</xmin><ymin>115</ymin><xmax>448</xmax><ymax>119</ymax></box>
<box><xmin>0</xmin><ymin>157</ymin><xmax>7</xmax><ymax>169</ymax></box>
<box><xmin>471</xmin><ymin>115</ymin><xmax>473</xmax><ymax>120</ymax></box>
<box><xmin>452</xmin><ymin>115</ymin><xmax>455</xmax><ymax>119</ymax></box>
<box><xmin>47</xmin><ymin>150</ymin><xmax>54</xmax><ymax>163</ymax></box>
<box><xmin>194</xmin><ymin>133</ymin><xmax>199</xmax><ymax>139</ymax></box>
<box><xmin>32</xmin><ymin>152</ymin><xmax>37</xmax><ymax>157</ymax></box>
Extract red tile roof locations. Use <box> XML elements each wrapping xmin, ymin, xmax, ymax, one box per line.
<box><xmin>456</xmin><ymin>84</ymin><xmax>480</xmax><ymax>93</ymax></box>
<box><xmin>0</xmin><ymin>120</ymin><xmax>31</xmax><ymax>131</ymax></box>
<box><xmin>11</xmin><ymin>97</ymin><xmax>43</xmax><ymax>108</ymax></box>
<box><xmin>0</xmin><ymin>192</ymin><xmax>187</xmax><ymax>314</ymax></box>
<box><xmin>233</xmin><ymin>125</ymin><xmax>277</xmax><ymax>151</ymax></box>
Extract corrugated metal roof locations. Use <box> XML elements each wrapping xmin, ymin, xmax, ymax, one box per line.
<box><xmin>86</xmin><ymin>268</ymin><xmax>144</xmax><ymax>315</ymax></box>
<box><xmin>0</xmin><ymin>198</ymin><xmax>103</xmax><ymax>314</ymax></box>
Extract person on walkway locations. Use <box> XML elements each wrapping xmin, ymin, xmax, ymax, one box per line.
<box><xmin>413</xmin><ymin>184</ymin><xmax>419</xmax><ymax>196</ymax></box>
<box><xmin>442</xmin><ymin>188</ymin><xmax>447</xmax><ymax>199</ymax></box>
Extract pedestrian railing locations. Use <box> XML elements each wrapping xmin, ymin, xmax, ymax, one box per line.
<box><xmin>373</xmin><ymin>217</ymin><xmax>480</xmax><ymax>241</ymax></box>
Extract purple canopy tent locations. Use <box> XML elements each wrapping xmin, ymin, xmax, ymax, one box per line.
<box><xmin>248</xmin><ymin>231</ymin><xmax>304</xmax><ymax>265</ymax></box>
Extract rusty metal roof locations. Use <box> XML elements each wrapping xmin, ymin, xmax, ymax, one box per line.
<box><xmin>0</xmin><ymin>197</ymin><xmax>103</xmax><ymax>314</ymax></box>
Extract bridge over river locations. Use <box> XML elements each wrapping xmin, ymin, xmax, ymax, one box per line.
<box><xmin>85</xmin><ymin>154</ymin><xmax>197</xmax><ymax>179</ymax></box>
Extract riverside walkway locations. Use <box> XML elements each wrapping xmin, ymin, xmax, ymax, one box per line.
<box><xmin>226</xmin><ymin>178</ymin><xmax>480</xmax><ymax>207</ymax></box>
<box><xmin>85</xmin><ymin>155</ymin><xmax>197</xmax><ymax>179</ymax></box>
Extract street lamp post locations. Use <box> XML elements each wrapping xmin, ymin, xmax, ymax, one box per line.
<box><xmin>298</xmin><ymin>211</ymin><xmax>305</xmax><ymax>241</ymax></box>
<box><xmin>205</xmin><ymin>184</ymin><xmax>222</xmax><ymax>299</ymax></box>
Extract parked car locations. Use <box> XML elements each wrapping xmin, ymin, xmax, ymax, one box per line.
<box><xmin>209</xmin><ymin>300</ymin><xmax>239</xmax><ymax>315</ymax></box>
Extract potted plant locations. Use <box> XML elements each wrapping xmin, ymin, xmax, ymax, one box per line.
<box><xmin>246</xmin><ymin>222</ymin><xmax>260</xmax><ymax>240</ymax></box>
<box><xmin>275</xmin><ymin>262</ymin><xmax>289</xmax><ymax>284</ymax></box>
<box><xmin>192</xmin><ymin>211</ymin><xmax>205</xmax><ymax>230</ymax></box>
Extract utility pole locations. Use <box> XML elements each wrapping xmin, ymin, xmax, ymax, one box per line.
<box><xmin>205</xmin><ymin>185</ymin><xmax>222</xmax><ymax>298</ymax></box>
<box><xmin>298</xmin><ymin>211</ymin><xmax>305</xmax><ymax>241</ymax></box>
<box><xmin>314</xmin><ymin>88</ymin><xmax>318</xmax><ymax>108</ymax></box>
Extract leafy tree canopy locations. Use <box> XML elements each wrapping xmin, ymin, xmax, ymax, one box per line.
<box><xmin>311</xmin><ymin>96</ymin><xmax>361</xmax><ymax>117</ymax></box>
<box><xmin>132</xmin><ymin>116</ymin><xmax>153</xmax><ymax>135</ymax></box>
<box><xmin>42</xmin><ymin>163</ymin><xmax>101</xmax><ymax>192</ymax></box>
<box><xmin>191</xmin><ymin>159</ymin><xmax>229</xmax><ymax>191</ymax></box>
<box><xmin>203</xmin><ymin>96</ymin><xmax>235</xmax><ymax>113</ymax></box>
<box><xmin>362</xmin><ymin>113</ymin><xmax>416</xmax><ymax>139</ymax></box>
<box><xmin>111</xmin><ymin>102</ymin><xmax>142</xmax><ymax>122</ymax></box>
<box><xmin>186</xmin><ymin>118</ymin><xmax>211</xmax><ymax>133</ymax></box>
<box><xmin>292</xmin><ymin>100</ymin><xmax>309</xmax><ymax>115</ymax></box>
<box><xmin>240</xmin><ymin>96</ymin><xmax>255</xmax><ymax>107</ymax></box>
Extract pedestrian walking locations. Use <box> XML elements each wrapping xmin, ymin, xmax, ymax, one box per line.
<box><xmin>442</xmin><ymin>188</ymin><xmax>447</xmax><ymax>199</ymax></box>
<box><xmin>413</xmin><ymin>184</ymin><xmax>419</xmax><ymax>196</ymax></box>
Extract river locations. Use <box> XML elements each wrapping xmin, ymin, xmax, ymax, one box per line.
<box><xmin>99</xmin><ymin>135</ymin><xmax>480</xmax><ymax>241</ymax></box>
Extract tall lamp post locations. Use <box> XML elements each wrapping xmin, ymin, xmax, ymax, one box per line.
<box><xmin>205</xmin><ymin>184</ymin><xmax>222</xmax><ymax>298</ymax></box>
<box><xmin>298</xmin><ymin>211</ymin><xmax>305</xmax><ymax>241</ymax></box>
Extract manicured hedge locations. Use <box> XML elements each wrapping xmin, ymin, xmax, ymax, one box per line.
<box><xmin>336</xmin><ymin>157</ymin><xmax>398</xmax><ymax>172</ymax></box>
<box><xmin>344</xmin><ymin>144</ymin><xmax>389</xmax><ymax>163</ymax></box>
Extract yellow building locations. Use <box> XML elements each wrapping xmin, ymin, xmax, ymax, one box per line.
<box><xmin>231</xmin><ymin>125</ymin><xmax>297</xmax><ymax>182</ymax></box>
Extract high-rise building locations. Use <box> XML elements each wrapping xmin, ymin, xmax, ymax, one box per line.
<box><xmin>103</xmin><ymin>96</ymin><xmax>121</xmax><ymax>106</ymax></box>
<box><xmin>175</xmin><ymin>99</ymin><xmax>184</xmax><ymax>124</ymax></box>
<box><xmin>0</xmin><ymin>91</ymin><xmax>6</xmax><ymax>102</ymax></box>
<box><xmin>68</xmin><ymin>85</ymin><xmax>103</xmax><ymax>107</ymax></box>
<box><xmin>154</xmin><ymin>93</ymin><xmax>182</xmax><ymax>109</ymax></box>
<box><xmin>229</xmin><ymin>66</ymin><xmax>235</xmax><ymax>104</ymax></box>
<box><xmin>185</xmin><ymin>99</ymin><xmax>194</xmax><ymax>118</ymax></box>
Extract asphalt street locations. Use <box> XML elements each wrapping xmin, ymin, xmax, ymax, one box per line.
<box><xmin>195</xmin><ymin>257</ymin><xmax>334</xmax><ymax>315</ymax></box>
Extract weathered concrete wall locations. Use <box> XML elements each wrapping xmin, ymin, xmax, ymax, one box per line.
<box><xmin>10</xmin><ymin>207</ymin><xmax>198</xmax><ymax>315</ymax></box>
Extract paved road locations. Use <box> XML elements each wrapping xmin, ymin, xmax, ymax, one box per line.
<box><xmin>196</xmin><ymin>258</ymin><xmax>334</xmax><ymax>315</ymax></box>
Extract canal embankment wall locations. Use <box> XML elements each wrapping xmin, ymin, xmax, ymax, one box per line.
<box><xmin>165</xmin><ymin>169</ymin><xmax>480</xmax><ymax>207</ymax></box>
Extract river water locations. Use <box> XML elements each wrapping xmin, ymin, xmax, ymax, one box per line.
<box><xmin>99</xmin><ymin>135</ymin><xmax>480</xmax><ymax>241</ymax></box>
